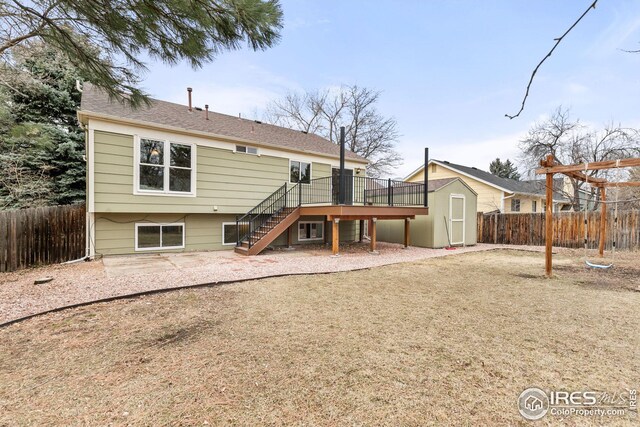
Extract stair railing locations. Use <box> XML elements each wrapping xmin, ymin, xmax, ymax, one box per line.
<box><xmin>235</xmin><ymin>176</ymin><xmax>426</xmax><ymax>248</ymax></box>
<box><xmin>236</xmin><ymin>183</ymin><xmax>288</xmax><ymax>247</ymax></box>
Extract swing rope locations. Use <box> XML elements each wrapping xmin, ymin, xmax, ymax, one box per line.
<box><xmin>583</xmin><ymin>160</ymin><xmax>620</xmax><ymax>269</ymax></box>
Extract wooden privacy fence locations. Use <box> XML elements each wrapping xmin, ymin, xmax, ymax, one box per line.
<box><xmin>0</xmin><ymin>204</ymin><xmax>86</xmax><ymax>273</ymax></box>
<box><xmin>477</xmin><ymin>210</ymin><xmax>640</xmax><ymax>250</ymax></box>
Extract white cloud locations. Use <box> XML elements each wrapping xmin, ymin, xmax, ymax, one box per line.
<box><xmin>187</xmin><ymin>85</ymin><xmax>281</xmax><ymax>119</ymax></box>
<box><xmin>566</xmin><ymin>82</ymin><xmax>589</xmax><ymax>95</ymax></box>
<box><xmin>162</xmin><ymin>64</ymin><xmax>303</xmax><ymax>119</ymax></box>
<box><xmin>395</xmin><ymin>131</ymin><xmax>528</xmax><ymax>179</ymax></box>
<box><xmin>589</xmin><ymin>10</ymin><xmax>640</xmax><ymax>56</ymax></box>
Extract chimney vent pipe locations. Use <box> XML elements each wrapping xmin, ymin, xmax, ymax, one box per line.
<box><xmin>205</xmin><ymin>104</ymin><xmax>209</xmax><ymax>120</ymax></box>
<box><xmin>187</xmin><ymin>87</ymin><xmax>193</xmax><ymax>112</ymax></box>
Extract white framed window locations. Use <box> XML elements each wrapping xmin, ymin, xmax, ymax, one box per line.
<box><xmin>134</xmin><ymin>137</ymin><xmax>196</xmax><ymax>196</ymax></box>
<box><xmin>222</xmin><ymin>222</ymin><xmax>250</xmax><ymax>246</ymax></box>
<box><xmin>298</xmin><ymin>221</ymin><xmax>324</xmax><ymax>241</ymax></box>
<box><xmin>511</xmin><ymin>199</ymin><xmax>521</xmax><ymax>212</ymax></box>
<box><xmin>290</xmin><ymin>160</ymin><xmax>311</xmax><ymax>184</ymax></box>
<box><xmin>532</xmin><ymin>200</ymin><xmax>537</xmax><ymax>213</ymax></box>
<box><xmin>235</xmin><ymin>145</ymin><xmax>258</xmax><ymax>155</ymax></box>
<box><xmin>135</xmin><ymin>223</ymin><xmax>185</xmax><ymax>251</ymax></box>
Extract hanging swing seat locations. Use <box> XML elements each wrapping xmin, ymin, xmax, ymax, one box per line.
<box><xmin>581</xmin><ymin>160</ymin><xmax>619</xmax><ymax>272</ymax></box>
<box><xmin>585</xmin><ymin>260</ymin><xmax>613</xmax><ymax>269</ymax></box>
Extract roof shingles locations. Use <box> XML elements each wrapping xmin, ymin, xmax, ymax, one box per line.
<box><xmin>433</xmin><ymin>160</ymin><xmax>569</xmax><ymax>201</ymax></box>
<box><xmin>79</xmin><ymin>84</ymin><xmax>366</xmax><ymax>162</ymax></box>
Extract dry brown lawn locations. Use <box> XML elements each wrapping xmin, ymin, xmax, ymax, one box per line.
<box><xmin>0</xmin><ymin>249</ymin><xmax>638</xmax><ymax>426</ymax></box>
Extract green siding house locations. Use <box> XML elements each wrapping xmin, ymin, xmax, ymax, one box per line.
<box><xmin>79</xmin><ymin>84</ymin><xmax>370</xmax><ymax>256</ymax></box>
<box><xmin>78</xmin><ymin>84</ymin><xmax>428</xmax><ymax>256</ymax></box>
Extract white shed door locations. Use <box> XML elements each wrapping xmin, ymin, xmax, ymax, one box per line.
<box><xmin>449</xmin><ymin>194</ymin><xmax>465</xmax><ymax>246</ymax></box>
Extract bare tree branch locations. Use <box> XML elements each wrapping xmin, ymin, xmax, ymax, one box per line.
<box><xmin>519</xmin><ymin>106</ymin><xmax>640</xmax><ymax>210</ymax></box>
<box><xmin>506</xmin><ymin>0</ymin><xmax>598</xmax><ymax>120</ymax></box>
<box><xmin>264</xmin><ymin>85</ymin><xmax>402</xmax><ymax>176</ymax></box>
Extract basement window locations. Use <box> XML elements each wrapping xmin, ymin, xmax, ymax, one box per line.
<box><xmin>222</xmin><ymin>222</ymin><xmax>250</xmax><ymax>245</ymax></box>
<box><xmin>135</xmin><ymin>223</ymin><xmax>185</xmax><ymax>251</ymax></box>
<box><xmin>511</xmin><ymin>199</ymin><xmax>521</xmax><ymax>212</ymax></box>
<box><xmin>298</xmin><ymin>221</ymin><xmax>324</xmax><ymax>241</ymax></box>
<box><xmin>235</xmin><ymin>145</ymin><xmax>258</xmax><ymax>155</ymax></box>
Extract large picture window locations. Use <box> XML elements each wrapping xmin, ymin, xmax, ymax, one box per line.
<box><xmin>135</xmin><ymin>223</ymin><xmax>185</xmax><ymax>251</ymax></box>
<box><xmin>290</xmin><ymin>160</ymin><xmax>311</xmax><ymax>184</ymax></box>
<box><xmin>222</xmin><ymin>222</ymin><xmax>250</xmax><ymax>245</ymax></box>
<box><xmin>137</xmin><ymin>138</ymin><xmax>195</xmax><ymax>195</ymax></box>
<box><xmin>298</xmin><ymin>221</ymin><xmax>324</xmax><ymax>241</ymax></box>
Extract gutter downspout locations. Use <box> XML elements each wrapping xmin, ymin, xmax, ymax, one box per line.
<box><xmin>502</xmin><ymin>192</ymin><xmax>516</xmax><ymax>212</ymax></box>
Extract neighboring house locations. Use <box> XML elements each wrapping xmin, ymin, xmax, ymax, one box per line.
<box><xmin>78</xmin><ymin>84</ymin><xmax>427</xmax><ymax>256</ymax></box>
<box><xmin>404</xmin><ymin>160</ymin><xmax>574</xmax><ymax>214</ymax></box>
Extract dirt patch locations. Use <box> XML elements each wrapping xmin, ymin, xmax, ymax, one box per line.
<box><xmin>0</xmin><ymin>250</ymin><xmax>638</xmax><ymax>426</ymax></box>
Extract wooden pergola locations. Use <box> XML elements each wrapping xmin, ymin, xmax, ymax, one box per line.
<box><xmin>536</xmin><ymin>154</ymin><xmax>640</xmax><ymax>277</ymax></box>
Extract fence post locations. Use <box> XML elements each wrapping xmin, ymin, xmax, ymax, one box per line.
<box><xmin>387</xmin><ymin>179</ymin><xmax>392</xmax><ymax>206</ymax></box>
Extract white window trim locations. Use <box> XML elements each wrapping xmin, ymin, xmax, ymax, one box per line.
<box><xmin>234</xmin><ymin>145</ymin><xmax>259</xmax><ymax>155</ymax></box>
<box><xmin>298</xmin><ymin>221</ymin><xmax>324</xmax><ymax>241</ymax></box>
<box><xmin>133</xmin><ymin>136</ymin><xmax>197</xmax><ymax>197</ymax></box>
<box><xmin>135</xmin><ymin>222</ymin><xmax>185</xmax><ymax>251</ymax></box>
<box><xmin>511</xmin><ymin>198</ymin><xmax>521</xmax><ymax>212</ymax></box>
<box><xmin>222</xmin><ymin>222</ymin><xmax>244</xmax><ymax>246</ymax></box>
<box><xmin>289</xmin><ymin>159</ymin><xmax>313</xmax><ymax>185</ymax></box>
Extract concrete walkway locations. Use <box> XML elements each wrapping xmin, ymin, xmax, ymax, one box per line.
<box><xmin>1</xmin><ymin>243</ymin><xmax>546</xmax><ymax>325</ymax></box>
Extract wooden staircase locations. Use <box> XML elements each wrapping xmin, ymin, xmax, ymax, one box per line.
<box><xmin>234</xmin><ymin>207</ymin><xmax>300</xmax><ymax>256</ymax></box>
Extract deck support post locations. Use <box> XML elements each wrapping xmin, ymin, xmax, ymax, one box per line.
<box><xmin>359</xmin><ymin>219</ymin><xmax>365</xmax><ymax>242</ymax></box>
<box><xmin>324</xmin><ymin>219</ymin><xmax>329</xmax><ymax>245</ymax></box>
<box><xmin>544</xmin><ymin>155</ymin><xmax>554</xmax><ymax>277</ymax></box>
<box><xmin>287</xmin><ymin>224</ymin><xmax>293</xmax><ymax>248</ymax></box>
<box><xmin>599</xmin><ymin>187</ymin><xmax>607</xmax><ymax>257</ymax></box>
<box><xmin>370</xmin><ymin>217</ymin><xmax>377</xmax><ymax>253</ymax></box>
<box><xmin>332</xmin><ymin>218</ymin><xmax>340</xmax><ymax>256</ymax></box>
<box><xmin>404</xmin><ymin>218</ymin><xmax>410</xmax><ymax>248</ymax></box>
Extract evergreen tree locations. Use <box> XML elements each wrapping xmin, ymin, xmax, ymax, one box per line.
<box><xmin>489</xmin><ymin>158</ymin><xmax>521</xmax><ymax>180</ymax></box>
<box><xmin>0</xmin><ymin>42</ymin><xmax>86</xmax><ymax>208</ymax></box>
<box><xmin>0</xmin><ymin>0</ymin><xmax>283</xmax><ymax>107</ymax></box>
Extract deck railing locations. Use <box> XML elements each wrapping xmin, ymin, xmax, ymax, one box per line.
<box><xmin>236</xmin><ymin>176</ymin><xmax>425</xmax><ymax>248</ymax></box>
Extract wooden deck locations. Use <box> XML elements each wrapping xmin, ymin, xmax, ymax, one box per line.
<box><xmin>300</xmin><ymin>205</ymin><xmax>429</xmax><ymax>255</ymax></box>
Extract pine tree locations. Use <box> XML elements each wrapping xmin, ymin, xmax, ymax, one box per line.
<box><xmin>0</xmin><ymin>43</ymin><xmax>86</xmax><ymax>208</ymax></box>
<box><xmin>489</xmin><ymin>158</ymin><xmax>521</xmax><ymax>180</ymax></box>
<box><xmin>0</xmin><ymin>0</ymin><xmax>283</xmax><ymax>107</ymax></box>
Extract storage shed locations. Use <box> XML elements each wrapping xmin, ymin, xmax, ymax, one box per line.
<box><xmin>376</xmin><ymin>177</ymin><xmax>477</xmax><ymax>248</ymax></box>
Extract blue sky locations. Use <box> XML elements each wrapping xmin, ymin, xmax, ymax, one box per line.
<box><xmin>141</xmin><ymin>0</ymin><xmax>640</xmax><ymax>178</ymax></box>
